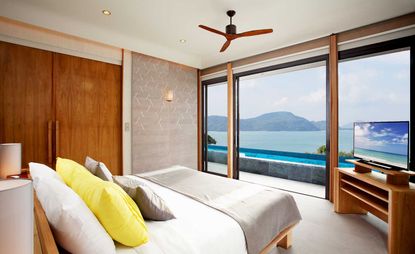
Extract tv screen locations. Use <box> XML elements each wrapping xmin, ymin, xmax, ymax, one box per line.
<box><xmin>353</xmin><ymin>121</ymin><xmax>409</xmax><ymax>170</ymax></box>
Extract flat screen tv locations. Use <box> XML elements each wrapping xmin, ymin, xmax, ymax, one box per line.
<box><xmin>353</xmin><ymin>121</ymin><xmax>409</xmax><ymax>170</ymax></box>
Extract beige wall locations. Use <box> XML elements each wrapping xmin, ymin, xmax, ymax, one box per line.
<box><xmin>131</xmin><ymin>52</ymin><xmax>197</xmax><ymax>173</ymax></box>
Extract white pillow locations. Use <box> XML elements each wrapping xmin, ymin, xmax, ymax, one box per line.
<box><xmin>33</xmin><ymin>175</ymin><xmax>116</xmax><ymax>254</ymax></box>
<box><xmin>29</xmin><ymin>162</ymin><xmax>63</xmax><ymax>182</ymax></box>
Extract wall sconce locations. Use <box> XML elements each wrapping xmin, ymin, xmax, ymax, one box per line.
<box><xmin>164</xmin><ymin>90</ymin><xmax>174</xmax><ymax>102</ymax></box>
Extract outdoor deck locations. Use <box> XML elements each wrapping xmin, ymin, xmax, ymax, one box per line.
<box><xmin>207</xmin><ymin>162</ymin><xmax>325</xmax><ymax>198</ymax></box>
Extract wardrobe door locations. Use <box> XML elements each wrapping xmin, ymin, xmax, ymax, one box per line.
<box><xmin>0</xmin><ymin>42</ymin><xmax>53</xmax><ymax>167</ymax></box>
<box><xmin>53</xmin><ymin>53</ymin><xmax>122</xmax><ymax>175</ymax></box>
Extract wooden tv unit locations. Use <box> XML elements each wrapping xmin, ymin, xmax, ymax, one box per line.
<box><xmin>334</xmin><ymin>161</ymin><xmax>415</xmax><ymax>254</ymax></box>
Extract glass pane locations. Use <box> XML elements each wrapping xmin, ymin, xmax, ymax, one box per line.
<box><xmin>238</xmin><ymin>63</ymin><xmax>327</xmax><ymax>198</ymax></box>
<box><xmin>338</xmin><ymin>50</ymin><xmax>410</xmax><ymax>168</ymax></box>
<box><xmin>206</xmin><ymin>82</ymin><xmax>228</xmax><ymax>175</ymax></box>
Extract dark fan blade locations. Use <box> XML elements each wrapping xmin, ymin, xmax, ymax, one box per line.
<box><xmin>236</xmin><ymin>29</ymin><xmax>273</xmax><ymax>37</ymax></box>
<box><xmin>199</xmin><ymin>25</ymin><xmax>227</xmax><ymax>37</ymax></box>
<box><xmin>220</xmin><ymin>40</ymin><xmax>231</xmax><ymax>52</ymax></box>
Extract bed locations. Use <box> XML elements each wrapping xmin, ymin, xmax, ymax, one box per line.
<box><xmin>34</xmin><ymin>166</ymin><xmax>301</xmax><ymax>254</ymax></box>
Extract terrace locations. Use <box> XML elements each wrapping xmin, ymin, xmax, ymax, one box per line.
<box><xmin>207</xmin><ymin>145</ymin><xmax>354</xmax><ymax>198</ymax></box>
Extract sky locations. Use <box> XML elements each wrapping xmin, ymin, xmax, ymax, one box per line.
<box><xmin>354</xmin><ymin>122</ymin><xmax>409</xmax><ymax>156</ymax></box>
<box><xmin>207</xmin><ymin>50</ymin><xmax>410</xmax><ymax>126</ymax></box>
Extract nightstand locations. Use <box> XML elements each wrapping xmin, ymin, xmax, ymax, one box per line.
<box><xmin>6</xmin><ymin>169</ymin><xmax>29</xmax><ymax>179</ymax></box>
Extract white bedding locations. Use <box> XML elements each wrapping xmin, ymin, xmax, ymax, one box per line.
<box><xmin>115</xmin><ymin>175</ymin><xmax>248</xmax><ymax>254</ymax></box>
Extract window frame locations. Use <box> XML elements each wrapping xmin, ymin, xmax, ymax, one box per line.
<box><xmin>338</xmin><ymin>35</ymin><xmax>415</xmax><ymax>174</ymax></box>
<box><xmin>234</xmin><ymin>55</ymin><xmax>331</xmax><ymax>198</ymax></box>
<box><xmin>201</xmin><ymin>76</ymin><xmax>228</xmax><ymax>177</ymax></box>
<box><xmin>199</xmin><ymin>35</ymin><xmax>415</xmax><ymax>196</ymax></box>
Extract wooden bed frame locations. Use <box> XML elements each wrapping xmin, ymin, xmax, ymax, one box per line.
<box><xmin>33</xmin><ymin>193</ymin><xmax>296</xmax><ymax>254</ymax></box>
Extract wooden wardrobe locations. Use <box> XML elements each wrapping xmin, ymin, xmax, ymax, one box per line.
<box><xmin>0</xmin><ymin>41</ymin><xmax>122</xmax><ymax>175</ymax></box>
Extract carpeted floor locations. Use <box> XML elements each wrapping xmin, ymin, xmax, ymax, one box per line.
<box><xmin>278</xmin><ymin>192</ymin><xmax>388</xmax><ymax>254</ymax></box>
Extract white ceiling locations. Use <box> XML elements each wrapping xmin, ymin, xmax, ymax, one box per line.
<box><xmin>1</xmin><ymin>0</ymin><xmax>414</xmax><ymax>69</ymax></box>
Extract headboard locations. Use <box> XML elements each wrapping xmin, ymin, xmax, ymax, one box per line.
<box><xmin>33</xmin><ymin>192</ymin><xmax>59</xmax><ymax>254</ymax></box>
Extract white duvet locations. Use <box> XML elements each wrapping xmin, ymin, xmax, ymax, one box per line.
<box><xmin>115</xmin><ymin>175</ymin><xmax>248</xmax><ymax>254</ymax></box>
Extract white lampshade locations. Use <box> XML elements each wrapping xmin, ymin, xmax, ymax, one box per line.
<box><xmin>0</xmin><ymin>143</ymin><xmax>22</xmax><ymax>179</ymax></box>
<box><xmin>0</xmin><ymin>180</ymin><xmax>33</xmax><ymax>254</ymax></box>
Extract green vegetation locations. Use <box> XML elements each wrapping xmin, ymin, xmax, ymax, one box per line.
<box><xmin>208</xmin><ymin>134</ymin><xmax>217</xmax><ymax>145</ymax></box>
<box><xmin>316</xmin><ymin>145</ymin><xmax>353</xmax><ymax>157</ymax></box>
<box><xmin>339</xmin><ymin>150</ymin><xmax>353</xmax><ymax>158</ymax></box>
<box><xmin>316</xmin><ymin>145</ymin><xmax>326</xmax><ymax>154</ymax></box>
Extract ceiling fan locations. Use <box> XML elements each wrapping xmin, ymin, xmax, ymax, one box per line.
<box><xmin>199</xmin><ymin>10</ymin><xmax>273</xmax><ymax>52</ymax></box>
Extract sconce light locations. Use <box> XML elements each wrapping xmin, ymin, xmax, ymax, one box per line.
<box><xmin>164</xmin><ymin>90</ymin><xmax>174</xmax><ymax>102</ymax></box>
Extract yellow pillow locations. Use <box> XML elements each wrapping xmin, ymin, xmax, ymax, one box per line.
<box><xmin>56</xmin><ymin>158</ymin><xmax>148</xmax><ymax>247</ymax></box>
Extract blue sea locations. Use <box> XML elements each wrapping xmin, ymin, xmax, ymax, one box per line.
<box><xmin>354</xmin><ymin>148</ymin><xmax>407</xmax><ymax>169</ymax></box>
<box><xmin>208</xmin><ymin>130</ymin><xmax>353</xmax><ymax>154</ymax></box>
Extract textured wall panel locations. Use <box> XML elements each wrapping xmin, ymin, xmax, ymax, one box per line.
<box><xmin>131</xmin><ymin>53</ymin><xmax>197</xmax><ymax>173</ymax></box>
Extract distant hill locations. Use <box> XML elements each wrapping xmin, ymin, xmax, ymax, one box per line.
<box><xmin>207</xmin><ymin>116</ymin><xmax>228</xmax><ymax>131</ymax></box>
<box><xmin>208</xmin><ymin>111</ymin><xmax>322</xmax><ymax>131</ymax></box>
<box><xmin>311</xmin><ymin>120</ymin><xmax>326</xmax><ymax>131</ymax></box>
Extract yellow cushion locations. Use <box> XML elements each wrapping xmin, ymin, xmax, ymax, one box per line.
<box><xmin>56</xmin><ymin>158</ymin><xmax>148</xmax><ymax>247</ymax></box>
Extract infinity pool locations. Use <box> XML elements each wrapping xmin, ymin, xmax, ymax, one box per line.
<box><xmin>208</xmin><ymin>145</ymin><xmax>353</xmax><ymax>168</ymax></box>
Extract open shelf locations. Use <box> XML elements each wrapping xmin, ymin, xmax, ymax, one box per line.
<box><xmin>340</xmin><ymin>185</ymin><xmax>388</xmax><ymax>219</ymax></box>
<box><xmin>341</xmin><ymin>176</ymin><xmax>388</xmax><ymax>203</ymax></box>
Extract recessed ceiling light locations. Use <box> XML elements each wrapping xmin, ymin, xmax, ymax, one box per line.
<box><xmin>179</xmin><ymin>39</ymin><xmax>186</xmax><ymax>43</ymax></box>
<box><xmin>102</xmin><ymin>10</ymin><xmax>111</xmax><ymax>16</ymax></box>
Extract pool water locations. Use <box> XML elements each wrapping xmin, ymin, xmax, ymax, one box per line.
<box><xmin>208</xmin><ymin>145</ymin><xmax>354</xmax><ymax>168</ymax></box>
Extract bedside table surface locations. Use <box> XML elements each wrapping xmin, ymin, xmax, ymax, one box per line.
<box><xmin>6</xmin><ymin>169</ymin><xmax>29</xmax><ymax>179</ymax></box>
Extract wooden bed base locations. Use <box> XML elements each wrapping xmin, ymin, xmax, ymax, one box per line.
<box><xmin>34</xmin><ymin>193</ymin><xmax>296</xmax><ymax>254</ymax></box>
<box><xmin>259</xmin><ymin>223</ymin><xmax>297</xmax><ymax>254</ymax></box>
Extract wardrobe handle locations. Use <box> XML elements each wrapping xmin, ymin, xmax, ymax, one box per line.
<box><xmin>55</xmin><ymin>121</ymin><xmax>60</xmax><ymax>158</ymax></box>
<box><xmin>48</xmin><ymin>120</ymin><xmax>53</xmax><ymax>164</ymax></box>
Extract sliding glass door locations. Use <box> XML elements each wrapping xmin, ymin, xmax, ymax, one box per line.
<box><xmin>202</xmin><ymin>80</ymin><xmax>228</xmax><ymax>176</ymax></box>
<box><xmin>201</xmin><ymin>35</ymin><xmax>414</xmax><ymax>196</ymax></box>
<box><xmin>235</xmin><ymin>58</ymin><xmax>328</xmax><ymax>198</ymax></box>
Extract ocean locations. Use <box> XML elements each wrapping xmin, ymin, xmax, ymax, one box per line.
<box><xmin>208</xmin><ymin>130</ymin><xmax>353</xmax><ymax>154</ymax></box>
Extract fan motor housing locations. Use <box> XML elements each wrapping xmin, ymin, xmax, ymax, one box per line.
<box><xmin>226</xmin><ymin>24</ymin><xmax>237</xmax><ymax>34</ymax></box>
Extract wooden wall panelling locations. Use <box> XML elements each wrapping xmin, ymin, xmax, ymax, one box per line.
<box><xmin>329</xmin><ymin>34</ymin><xmax>339</xmax><ymax>202</ymax></box>
<box><xmin>0</xmin><ymin>41</ymin><xmax>53</xmax><ymax>167</ymax></box>
<box><xmin>53</xmin><ymin>53</ymin><xmax>122</xmax><ymax>175</ymax></box>
<box><xmin>227</xmin><ymin>63</ymin><xmax>234</xmax><ymax>178</ymax></box>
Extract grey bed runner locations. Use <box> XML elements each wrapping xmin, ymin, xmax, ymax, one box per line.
<box><xmin>136</xmin><ymin>166</ymin><xmax>301</xmax><ymax>254</ymax></box>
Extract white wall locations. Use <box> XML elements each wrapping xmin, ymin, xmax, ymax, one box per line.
<box><xmin>122</xmin><ymin>50</ymin><xmax>133</xmax><ymax>175</ymax></box>
<box><xmin>0</xmin><ymin>17</ymin><xmax>122</xmax><ymax>65</ymax></box>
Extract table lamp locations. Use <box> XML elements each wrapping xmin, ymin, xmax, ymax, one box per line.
<box><xmin>0</xmin><ymin>179</ymin><xmax>33</xmax><ymax>254</ymax></box>
<box><xmin>0</xmin><ymin>143</ymin><xmax>22</xmax><ymax>179</ymax></box>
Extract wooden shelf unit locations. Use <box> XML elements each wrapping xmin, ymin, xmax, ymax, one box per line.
<box><xmin>334</xmin><ymin>167</ymin><xmax>415</xmax><ymax>254</ymax></box>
